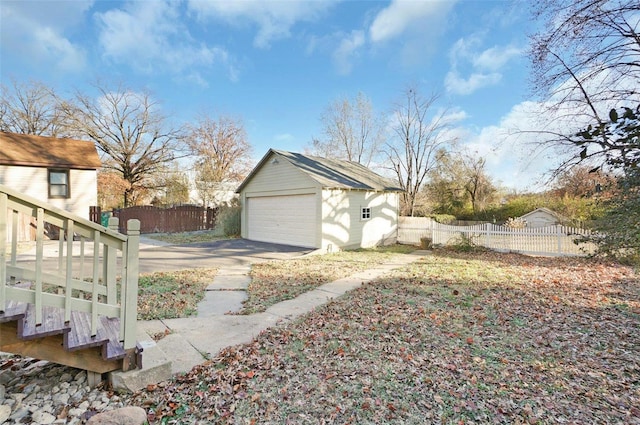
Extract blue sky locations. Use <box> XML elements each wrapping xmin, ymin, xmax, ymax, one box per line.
<box><xmin>1</xmin><ymin>0</ymin><xmax>554</xmax><ymax>191</ymax></box>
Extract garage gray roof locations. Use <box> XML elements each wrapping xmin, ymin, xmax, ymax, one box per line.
<box><xmin>237</xmin><ymin>149</ymin><xmax>403</xmax><ymax>192</ymax></box>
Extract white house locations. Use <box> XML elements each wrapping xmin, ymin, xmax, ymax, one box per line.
<box><xmin>0</xmin><ymin>132</ymin><xmax>101</xmax><ymax>239</ymax></box>
<box><xmin>236</xmin><ymin>149</ymin><xmax>402</xmax><ymax>251</ymax></box>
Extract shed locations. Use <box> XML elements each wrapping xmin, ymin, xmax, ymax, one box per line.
<box><xmin>519</xmin><ymin>207</ymin><xmax>566</xmax><ymax>228</ymax></box>
<box><xmin>236</xmin><ymin>149</ymin><xmax>402</xmax><ymax>251</ymax></box>
<box><xmin>0</xmin><ymin>132</ymin><xmax>101</xmax><ymax>234</ymax></box>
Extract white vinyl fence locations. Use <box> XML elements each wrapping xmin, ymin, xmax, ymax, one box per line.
<box><xmin>398</xmin><ymin>216</ymin><xmax>596</xmax><ymax>257</ymax></box>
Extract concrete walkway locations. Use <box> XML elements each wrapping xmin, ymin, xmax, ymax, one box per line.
<box><xmin>110</xmin><ymin>251</ymin><xmax>428</xmax><ymax>391</ymax></box>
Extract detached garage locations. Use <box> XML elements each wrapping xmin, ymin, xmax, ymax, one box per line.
<box><xmin>237</xmin><ymin>149</ymin><xmax>402</xmax><ymax>251</ymax></box>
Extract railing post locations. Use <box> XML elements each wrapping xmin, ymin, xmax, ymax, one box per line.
<box><xmin>108</xmin><ymin>217</ymin><xmax>119</xmax><ymax>233</ymax></box>
<box><xmin>122</xmin><ymin>219</ymin><xmax>140</xmax><ymax>350</ymax></box>
<box><xmin>35</xmin><ymin>208</ymin><xmax>44</xmax><ymax>325</ymax></box>
<box><xmin>0</xmin><ymin>192</ymin><xmax>7</xmax><ymax>313</ymax></box>
<box><xmin>104</xmin><ymin>217</ymin><xmax>119</xmax><ymax>304</ymax></box>
<box><xmin>64</xmin><ymin>219</ymin><xmax>74</xmax><ymax>323</ymax></box>
<box><xmin>89</xmin><ymin>230</ymin><xmax>101</xmax><ymax>336</ymax></box>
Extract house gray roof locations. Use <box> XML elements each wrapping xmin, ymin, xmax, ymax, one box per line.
<box><xmin>237</xmin><ymin>149</ymin><xmax>403</xmax><ymax>193</ymax></box>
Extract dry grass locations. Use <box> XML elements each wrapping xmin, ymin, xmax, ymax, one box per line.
<box><xmin>143</xmin><ymin>230</ymin><xmax>224</xmax><ymax>244</ymax></box>
<box><xmin>127</xmin><ymin>250</ymin><xmax>640</xmax><ymax>424</ymax></box>
<box><xmin>137</xmin><ymin>268</ymin><xmax>217</xmax><ymax>319</ymax></box>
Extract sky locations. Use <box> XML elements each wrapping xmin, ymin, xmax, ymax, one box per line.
<box><xmin>0</xmin><ymin>0</ymin><xmax>560</xmax><ymax>191</ymax></box>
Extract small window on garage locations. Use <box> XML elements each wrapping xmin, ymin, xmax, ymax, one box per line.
<box><xmin>361</xmin><ymin>207</ymin><xmax>371</xmax><ymax>220</ymax></box>
<box><xmin>48</xmin><ymin>169</ymin><xmax>70</xmax><ymax>199</ymax></box>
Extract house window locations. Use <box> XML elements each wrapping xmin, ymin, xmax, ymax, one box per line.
<box><xmin>48</xmin><ymin>169</ymin><xmax>70</xmax><ymax>199</ymax></box>
<box><xmin>361</xmin><ymin>207</ymin><xmax>371</xmax><ymax>220</ymax></box>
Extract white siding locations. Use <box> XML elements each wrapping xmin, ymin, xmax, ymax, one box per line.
<box><xmin>0</xmin><ymin>165</ymin><xmax>97</xmax><ymax>219</ymax></box>
<box><xmin>520</xmin><ymin>210</ymin><xmax>559</xmax><ymax>228</ymax></box>
<box><xmin>321</xmin><ymin>189</ymin><xmax>398</xmax><ymax>251</ymax></box>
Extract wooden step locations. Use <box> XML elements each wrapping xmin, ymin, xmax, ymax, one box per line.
<box><xmin>0</xmin><ymin>300</ymin><xmax>28</xmax><ymax>323</ymax></box>
<box><xmin>66</xmin><ymin>311</ymin><xmax>126</xmax><ymax>360</ymax></box>
<box><xmin>22</xmin><ymin>304</ymin><xmax>70</xmax><ymax>340</ymax></box>
<box><xmin>1</xmin><ymin>301</ymin><xmax>127</xmax><ymax>362</ymax></box>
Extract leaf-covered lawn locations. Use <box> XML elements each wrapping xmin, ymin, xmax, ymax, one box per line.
<box><xmin>240</xmin><ymin>245</ymin><xmax>416</xmax><ymax>314</ymax></box>
<box><xmin>137</xmin><ymin>268</ymin><xmax>216</xmax><ymax>320</ymax></box>
<box><xmin>127</xmin><ymin>251</ymin><xmax>640</xmax><ymax>424</ymax></box>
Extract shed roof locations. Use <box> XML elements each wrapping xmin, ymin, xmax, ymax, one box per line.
<box><xmin>237</xmin><ymin>149</ymin><xmax>403</xmax><ymax>193</ymax></box>
<box><xmin>519</xmin><ymin>207</ymin><xmax>563</xmax><ymax>220</ymax></box>
<box><xmin>0</xmin><ymin>132</ymin><xmax>101</xmax><ymax>170</ymax></box>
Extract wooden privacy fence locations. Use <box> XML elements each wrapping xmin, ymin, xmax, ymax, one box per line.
<box><xmin>398</xmin><ymin>216</ymin><xmax>596</xmax><ymax>257</ymax></box>
<box><xmin>112</xmin><ymin>205</ymin><xmax>217</xmax><ymax>234</ymax></box>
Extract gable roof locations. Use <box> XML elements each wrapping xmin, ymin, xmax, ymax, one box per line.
<box><xmin>0</xmin><ymin>132</ymin><xmax>101</xmax><ymax>170</ymax></box>
<box><xmin>237</xmin><ymin>149</ymin><xmax>402</xmax><ymax>193</ymax></box>
<box><xmin>519</xmin><ymin>207</ymin><xmax>563</xmax><ymax>220</ymax></box>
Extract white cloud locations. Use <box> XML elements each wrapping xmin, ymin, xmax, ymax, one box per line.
<box><xmin>96</xmin><ymin>1</ymin><xmax>235</xmax><ymax>84</ymax></box>
<box><xmin>187</xmin><ymin>0</ymin><xmax>337</xmax><ymax>48</ymax></box>
<box><xmin>0</xmin><ymin>1</ymin><xmax>91</xmax><ymax>72</ymax></box>
<box><xmin>369</xmin><ymin>0</ymin><xmax>457</xmax><ymax>43</ymax></box>
<box><xmin>456</xmin><ymin>100</ymin><xmax>588</xmax><ymax>190</ymax></box>
<box><xmin>332</xmin><ymin>30</ymin><xmax>365</xmax><ymax>75</ymax></box>
<box><xmin>446</xmin><ymin>35</ymin><xmax>523</xmax><ymax>95</ymax></box>
<box><xmin>445</xmin><ymin>71</ymin><xmax>502</xmax><ymax>96</ymax></box>
<box><xmin>473</xmin><ymin>45</ymin><xmax>522</xmax><ymax>71</ymax></box>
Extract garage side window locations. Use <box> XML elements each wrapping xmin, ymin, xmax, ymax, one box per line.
<box><xmin>48</xmin><ymin>169</ymin><xmax>70</xmax><ymax>199</ymax></box>
<box><xmin>361</xmin><ymin>207</ymin><xmax>371</xmax><ymax>220</ymax></box>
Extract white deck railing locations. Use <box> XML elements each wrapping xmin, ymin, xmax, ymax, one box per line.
<box><xmin>0</xmin><ymin>184</ymin><xmax>139</xmax><ymax>350</ymax></box>
<box><xmin>398</xmin><ymin>216</ymin><xmax>596</xmax><ymax>257</ymax></box>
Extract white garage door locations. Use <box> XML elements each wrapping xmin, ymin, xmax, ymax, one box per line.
<box><xmin>247</xmin><ymin>194</ymin><xmax>317</xmax><ymax>248</ymax></box>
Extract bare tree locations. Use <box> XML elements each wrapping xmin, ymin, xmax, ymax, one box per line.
<box><xmin>552</xmin><ymin>164</ymin><xmax>617</xmax><ymax>198</ymax></box>
<box><xmin>187</xmin><ymin>114</ymin><xmax>253</xmax><ymax>207</ymax></box>
<box><xmin>61</xmin><ymin>83</ymin><xmax>184</xmax><ymax>206</ymax></box>
<box><xmin>310</xmin><ymin>92</ymin><xmax>385</xmax><ymax>166</ymax></box>
<box><xmin>0</xmin><ymin>79</ymin><xmax>68</xmax><ymax>136</ymax></box>
<box><xmin>425</xmin><ymin>150</ymin><xmax>497</xmax><ymax>217</ymax></box>
<box><xmin>384</xmin><ymin>88</ymin><xmax>456</xmax><ymax>216</ymax></box>
<box><xmin>462</xmin><ymin>155</ymin><xmax>497</xmax><ymax>215</ymax></box>
<box><xmin>528</xmin><ymin>0</ymin><xmax>640</xmax><ymax>172</ymax></box>
<box><xmin>153</xmin><ymin>167</ymin><xmax>191</xmax><ymax>206</ymax></box>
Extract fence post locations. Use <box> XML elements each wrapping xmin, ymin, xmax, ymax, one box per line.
<box><xmin>123</xmin><ymin>219</ymin><xmax>140</xmax><ymax>350</ymax></box>
<box><xmin>485</xmin><ymin>223</ymin><xmax>490</xmax><ymax>250</ymax></box>
<box><xmin>557</xmin><ymin>225</ymin><xmax>563</xmax><ymax>255</ymax></box>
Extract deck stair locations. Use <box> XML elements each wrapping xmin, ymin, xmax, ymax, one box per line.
<box><xmin>1</xmin><ymin>184</ymin><xmax>142</xmax><ymax>377</ymax></box>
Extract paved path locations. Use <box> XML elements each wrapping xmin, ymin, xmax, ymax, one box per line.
<box><xmin>124</xmin><ymin>250</ymin><xmax>428</xmax><ymax>387</ymax></box>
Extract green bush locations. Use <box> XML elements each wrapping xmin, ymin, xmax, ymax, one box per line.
<box><xmin>217</xmin><ymin>204</ymin><xmax>241</xmax><ymax>237</ymax></box>
<box><xmin>579</xmin><ymin>174</ymin><xmax>640</xmax><ymax>265</ymax></box>
<box><xmin>446</xmin><ymin>232</ymin><xmax>484</xmax><ymax>253</ymax></box>
<box><xmin>430</xmin><ymin>214</ymin><xmax>456</xmax><ymax>224</ymax></box>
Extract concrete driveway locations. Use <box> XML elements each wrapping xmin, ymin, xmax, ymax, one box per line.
<box><xmin>15</xmin><ymin>238</ymin><xmax>314</xmax><ymax>274</ymax></box>
<box><xmin>135</xmin><ymin>238</ymin><xmax>313</xmax><ymax>273</ymax></box>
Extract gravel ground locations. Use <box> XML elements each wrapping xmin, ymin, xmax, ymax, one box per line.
<box><xmin>0</xmin><ymin>353</ymin><xmax>127</xmax><ymax>425</ymax></box>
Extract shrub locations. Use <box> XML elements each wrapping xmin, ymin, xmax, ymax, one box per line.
<box><xmin>420</xmin><ymin>237</ymin><xmax>433</xmax><ymax>249</ymax></box>
<box><xmin>504</xmin><ymin>217</ymin><xmax>527</xmax><ymax>229</ymax></box>
<box><xmin>216</xmin><ymin>203</ymin><xmax>241</xmax><ymax>237</ymax></box>
<box><xmin>430</xmin><ymin>214</ymin><xmax>456</xmax><ymax>224</ymax></box>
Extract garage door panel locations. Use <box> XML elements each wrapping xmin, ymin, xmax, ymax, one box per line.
<box><xmin>247</xmin><ymin>194</ymin><xmax>316</xmax><ymax>248</ymax></box>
